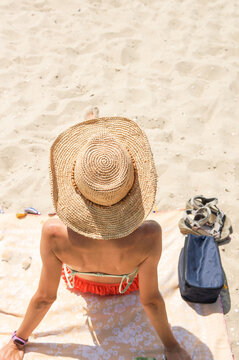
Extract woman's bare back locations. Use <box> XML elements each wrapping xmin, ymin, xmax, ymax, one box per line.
<box><xmin>49</xmin><ymin>218</ymin><xmax>160</xmax><ymax>283</ymax></box>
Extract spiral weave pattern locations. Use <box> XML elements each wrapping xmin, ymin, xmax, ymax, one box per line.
<box><xmin>74</xmin><ymin>133</ymin><xmax>134</xmax><ymax>206</ymax></box>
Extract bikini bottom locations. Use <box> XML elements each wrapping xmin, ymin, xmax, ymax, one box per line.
<box><xmin>61</xmin><ymin>267</ymin><xmax>139</xmax><ymax>296</ymax></box>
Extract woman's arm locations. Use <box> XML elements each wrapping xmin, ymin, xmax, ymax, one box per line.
<box><xmin>16</xmin><ymin>220</ymin><xmax>63</xmax><ymax>339</ymax></box>
<box><xmin>0</xmin><ymin>220</ymin><xmax>63</xmax><ymax>359</ymax></box>
<box><xmin>138</xmin><ymin>222</ymin><xmax>191</xmax><ymax>360</ymax></box>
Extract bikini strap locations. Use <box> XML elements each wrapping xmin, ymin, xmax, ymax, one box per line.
<box><xmin>119</xmin><ymin>268</ymin><xmax>138</xmax><ymax>294</ymax></box>
<box><xmin>63</xmin><ymin>264</ymin><xmax>76</xmax><ymax>289</ymax></box>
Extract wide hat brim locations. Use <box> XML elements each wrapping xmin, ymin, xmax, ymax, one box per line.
<box><xmin>50</xmin><ymin>117</ymin><xmax>157</xmax><ymax>240</ymax></box>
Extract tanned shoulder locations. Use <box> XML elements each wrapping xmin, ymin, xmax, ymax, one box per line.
<box><xmin>42</xmin><ymin>218</ymin><xmax>66</xmax><ymax>233</ymax></box>
<box><xmin>140</xmin><ymin>220</ymin><xmax>162</xmax><ymax>257</ymax></box>
<box><xmin>41</xmin><ymin>218</ymin><xmax>67</xmax><ymax>253</ymax></box>
<box><xmin>142</xmin><ymin>219</ymin><xmax>162</xmax><ymax>235</ymax></box>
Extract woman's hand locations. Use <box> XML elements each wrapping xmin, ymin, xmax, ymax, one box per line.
<box><xmin>0</xmin><ymin>339</ymin><xmax>24</xmax><ymax>360</ymax></box>
<box><xmin>165</xmin><ymin>344</ymin><xmax>191</xmax><ymax>360</ymax></box>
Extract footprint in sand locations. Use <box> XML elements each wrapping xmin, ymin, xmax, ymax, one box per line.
<box><xmin>45</xmin><ymin>103</ymin><xmax>58</xmax><ymax>112</ymax></box>
<box><xmin>23</xmin><ymin>115</ymin><xmax>53</xmax><ymax>132</ymax></box>
<box><xmin>188</xmin><ymin>159</ymin><xmax>211</xmax><ymax>172</ymax></box>
<box><xmin>61</xmin><ymin>100</ymin><xmax>90</xmax><ymax>118</ymax></box>
<box><xmin>203</xmin><ymin>45</ymin><xmax>225</xmax><ymax>56</ymax></box>
<box><xmin>126</xmin><ymin>88</ymin><xmax>149</xmax><ymax>104</ymax></box>
<box><xmin>22</xmin><ymin>56</ymin><xmax>42</xmax><ymax>66</ymax></box>
<box><xmin>155</xmin><ymin>131</ymin><xmax>173</xmax><ymax>143</ymax></box>
<box><xmin>192</xmin><ymin>64</ymin><xmax>228</xmax><ymax>81</ymax></box>
<box><xmin>27</xmin><ymin>144</ymin><xmax>46</xmax><ymax>156</ymax></box>
<box><xmin>136</xmin><ymin>116</ymin><xmax>167</xmax><ymax>130</ymax></box>
<box><xmin>0</xmin><ymin>146</ymin><xmax>31</xmax><ymax>171</ymax></box>
<box><xmin>187</xmin><ymin>81</ymin><xmax>205</xmax><ymax>97</ymax></box>
<box><xmin>56</xmin><ymin>87</ymin><xmax>88</xmax><ymax>99</ymax></box>
<box><xmin>156</xmin><ymin>163</ymin><xmax>169</xmax><ymax>176</ymax></box>
<box><xmin>151</xmin><ymin>60</ymin><xmax>173</xmax><ymax>73</ymax></box>
<box><xmin>175</xmin><ymin>61</ymin><xmax>194</xmax><ymax>75</ymax></box>
<box><xmin>121</xmin><ymin>40</ymin><xmax>141</xmax><ymax>66</ymax></box>
<box><xmin>229</xmin><ymin>76</ymin><xmax>239</xmax><ymax>95</ymax></box>
<box><xmin>168</xmin><ymin>18</ymin><xmax>182</xmax><ymax>29</ymax></box>
<box><xmin>34</xmin><ymin>1</ymin><xmax>50</xmax><ymax>10</ymax></box>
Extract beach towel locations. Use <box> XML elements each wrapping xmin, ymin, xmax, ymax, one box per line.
<box><xmin>0</xmin><ymin>210</ymin><xmax>233</xmax><ymax>359</ymax></box>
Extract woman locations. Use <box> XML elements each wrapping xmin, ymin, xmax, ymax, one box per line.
<box><xmin>0</xmin><ymin>111</ymin><xmax>191</xmax><ymax>360</ymax></box>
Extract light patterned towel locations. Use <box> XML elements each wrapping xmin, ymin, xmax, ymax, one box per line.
<box><xmin>0</xmin><ymin>211</ymin><xmax>233</xmax><ymax>360</ymax></box>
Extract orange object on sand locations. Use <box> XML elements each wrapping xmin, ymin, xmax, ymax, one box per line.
<box><xmin>48</xmin><ymin>212</ymin><xmax>56</xmax><ymax>216</ymax></box>
<box><xmin>16</xmin><ymin>213</ymin><xmax>27</xmax><ymax>219</ymax></box>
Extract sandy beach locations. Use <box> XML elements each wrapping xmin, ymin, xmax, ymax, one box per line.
<box><xmin>0</xmin><ymin>0</ymin><xmax>238</xmax><ymax>358</ymax></box>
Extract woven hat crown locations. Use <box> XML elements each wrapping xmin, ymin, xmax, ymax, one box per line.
<box><xmin>73</xmin><ymin>132</ymin><xmax>135</xmax><ymax>206</ymax></box>
<box><xmin>50</xmin><ymin>117</ymin><xmax>157</xmax><ymax>239</ymax></box>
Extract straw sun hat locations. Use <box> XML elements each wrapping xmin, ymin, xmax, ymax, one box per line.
<box><xmin>50</xmin><ymin>117</ymin><xmax>157</xmax><ymax>240</ymax></box>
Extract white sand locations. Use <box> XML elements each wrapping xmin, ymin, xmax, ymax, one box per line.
<box><xmin>0</xmin><ymin>0</ymin><xmax>238</xmax><ymax>357</ymax></box>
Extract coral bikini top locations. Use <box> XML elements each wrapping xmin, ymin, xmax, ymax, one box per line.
<box><xmin>63</xmin><ymin>264</ymin><xmax>139</xmax><ymax>294</ymax></box>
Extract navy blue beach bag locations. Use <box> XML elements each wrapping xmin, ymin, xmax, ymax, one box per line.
<box><xmin>178</xmin><ymin>234</ymin><xmax>224</xmax><ymax>303</ymax></box>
